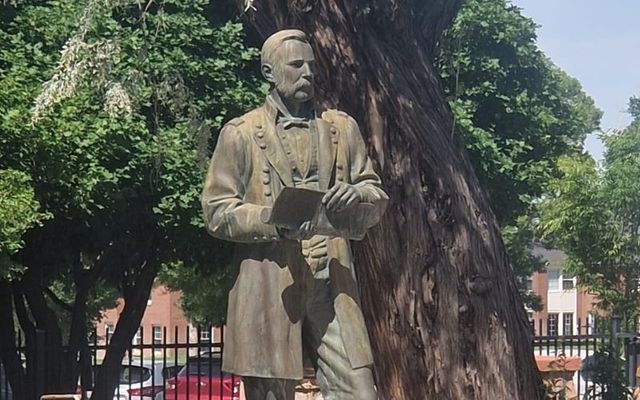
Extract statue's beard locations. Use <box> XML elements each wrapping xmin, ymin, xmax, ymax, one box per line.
<box><xmin>276</xmin><ymin>80</ymin><xmax>314</xmax><ymax>103</ymax></box>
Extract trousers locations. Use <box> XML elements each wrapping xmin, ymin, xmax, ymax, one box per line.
<box><xmin>243</xmin><ymin>250</ymin><xmax>377</xmax><ymax>400</ymax></box>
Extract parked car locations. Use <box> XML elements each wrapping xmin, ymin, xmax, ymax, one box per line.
<box><xmin>82</xmin><ymin>361</ymin><xmax>180</xmax><ymax>400</ymax></box>
<box><xmin>160</xmin><ymin>353</ymin><xmax>240</xmax><ymax>400</ymax></box>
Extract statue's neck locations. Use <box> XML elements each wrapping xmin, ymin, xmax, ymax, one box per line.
<box><xmin>272</xmin><ymin>90</ymin><xmax>312</xmax><ymax>118</ymax></box>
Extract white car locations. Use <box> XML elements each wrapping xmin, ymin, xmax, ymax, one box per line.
<box><xmin>83</xmin><ymin>361</ymin><xmax>181</xmax><ymax>400</ymax></box>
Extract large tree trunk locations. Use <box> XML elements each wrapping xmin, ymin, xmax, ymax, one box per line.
<box><xmin>90</xmin><ymin>260</ymin><xmax>158</xmax><ymax>400</ymax></box>
<box><xmin>0</xmin><ymin>282</ymin><xmax>26</xmax><ymax>400</ymax></box>
<box><xmin>21</xmin><ymin>269</ymin><xmax>67</xmax><ymax>393</ymax></box>
<box><xmin>241</xmin><ymin>1</ymin><xmax>541</xmax><ymax>398</ymax></box>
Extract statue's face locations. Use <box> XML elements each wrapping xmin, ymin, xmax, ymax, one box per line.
<box><xmin>270</xmin><ymin>40</ymin><xmax>315</xmax><ymax>103</ymax></box>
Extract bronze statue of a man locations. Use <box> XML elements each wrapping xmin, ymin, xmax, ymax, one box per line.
<box><xmin>202</xmin><ymin>29</ymin><xmax>388</xmax><ymax>400</ymax></box>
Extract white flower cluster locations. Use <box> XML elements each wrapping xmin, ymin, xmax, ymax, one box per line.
<box><xmin>87</xmin><ymin>40</ymin><xmax>121</xmax><ymax>85</ymax></box>
<box><xmin>31</xmin><ymin>0</ymin><xmax>134</xmax><ymax>123</ymax></box>
<box><xmin>31</xmin><ymin>37</ymin><xmax>88</xmax><ymax>123</ymax></box>
<box><xmin>104</xmin><ymin>82</ymin><xmax>133</xmax><ymax>118</ymax></box>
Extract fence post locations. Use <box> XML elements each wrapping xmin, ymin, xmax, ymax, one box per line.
<box><xmin>629</xmin><ymin>338</ymin><xmax>639</xmax><ymax>389</ymax></box>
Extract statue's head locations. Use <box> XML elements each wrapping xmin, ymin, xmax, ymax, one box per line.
<box><xmin>261</xmin><ymin>29</ymin><xmax>315</xmax><ymax>104</ymax></box>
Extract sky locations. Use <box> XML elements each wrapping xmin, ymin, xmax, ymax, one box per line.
<box><xmin>511</xmin><ymin>0</ymin><xmax>640</xmax><ymax>160</ymax></box>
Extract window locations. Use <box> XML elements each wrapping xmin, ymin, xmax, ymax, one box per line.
<box><xmin>119</xmin><ymin>366</ymin><xmax>152</xmax><ymax>384</ymax></box>
<box><xmin>527</xmin><ymin>312</ymin><xmax>535</xmax><ymax>333</ymax></box>
<box><xmin>588</xmin><ymin>312</ymin><xmax>596</xmax><ymax>334</ymax></box>
<box><xmin>163</xmin><ymin>366</ymin><xmax>181</xmax><ymax>380</ymax></box>
<box><xmin>132</xmin><ymin>327</ymin><xmax>142</xmax><ymax>345</ymax></box>
<box><xmin>200</xmin><ymin>329</ymin><xmax>211</xmax><ymax>343</ymax></box>
<box><xmin>547</xmin><ymin>268</ymin><xmax>576</xmax><ymax>291</ymax></box>
<box><xmin>562</xmin><ymin>272</ymin><xmax>576</xmax><ymax>290</ymax></box>
<box><xmin>563</xmin><ymin>313</ymin><xmax>574</xmax><ymax>335</ymax></box>
<box><xmin>179</xmin><ymin>356</ymin><xmax>226</xmax><ymax>377</ymax></box>
<box><xmin>153</xmin><ymin>325</ymin><xmax>162</xmax><ymax>345</ymax></box>
<box><xmin>547</xmin><ymin>269</ymin><xmax>560</xmax><ymax>290</ymax></box>
<box><xmin>105</xmin><ymin>323</ymin><xmax>114</xmax><ymax>344</ymax></box>
<box><xmin>547</xmin><ymin>313</ymin><xmax>559</xmax><ymax>336</ymax></box>
<box><xmin>526</xmin><ymin>277</ymin><xmax>533</xmax><ymax>291</ymax></box>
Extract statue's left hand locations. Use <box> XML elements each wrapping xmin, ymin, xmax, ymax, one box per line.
<box><xmin>322</xmin><ymin>182</ymin><xmax>361</xmax><ymax>212</ymax></box>
<box><xmin>279</xmin><ymin>220</ymin><xmax>316</xmax><ymax>240</ymax></box>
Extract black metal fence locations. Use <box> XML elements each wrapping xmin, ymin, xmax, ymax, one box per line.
<box><xmin>532</xmin><ymin>317</ymin><xmax>640</xmax><ymax>399</ymax></box>
<box><xmin>0</xmin><ymin>325</ymin><xmax>240</xmax><ymax>400</ymax></box>
<box><xmin>2</xmin><ymin>320</ymin><xmax>640</xmax><ymax>399</ymax></box>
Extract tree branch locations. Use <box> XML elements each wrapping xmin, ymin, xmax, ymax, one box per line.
<box><xmin>12</xmin><ymin>285</ymin><xmax>35</xmax><ymax>336</ymax></box>
<box><xmin>412</xmin><ymin>0</ymin><xmax>465</xmax><ymax>55</ymax></box>
<box><xmin>44</xmin><ymin>287</ymin><xmax>74</xmax><ymax>313</ymax></box>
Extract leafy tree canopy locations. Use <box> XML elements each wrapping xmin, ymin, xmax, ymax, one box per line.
<box><xmin>437</xmin><ymin>0</ymin><xmax>601</xmax><ymax>309</ymax></box>
<box><xmin>0</xmin><ymin>169</ymin><xmax>50</xmax><ymax>279</ymax></box>
<box><xmin>439</xmin><ymin>0</ymin><xmax>601</xmax><ymax>226</ymax></box>
<box><xmin>0</xmin><ymin>0</ymin><xmax>263</xmax><ymax>393</ymax></box>
<box><xmin>1</xmin><ymin>0</ymin><xmax>261</xmax><ymax>300</ymax></box>
<box><xmin>539</xmin><ymin>102</ymin><xmax>640</xmax><ymax>319</ymax></box>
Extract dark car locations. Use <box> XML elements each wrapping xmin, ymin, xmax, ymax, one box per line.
<box><xmin>161</xmin><ymin>354</ymin><xmax>240</xmax><ymax>400</ymax></box>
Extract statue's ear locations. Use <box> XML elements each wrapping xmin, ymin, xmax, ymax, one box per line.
<box><xmin>262</xmin><ymin>64</ymin><xmax>275</xmax><ymax>83</ymax></box>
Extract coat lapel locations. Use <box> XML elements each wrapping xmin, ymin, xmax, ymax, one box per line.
<box><xmin>317</xmin><ymin>117</ymin><xmax>337</xmax><ymax>191</ymax></box>
<box><xmin>252</xmin><ymin>107</ymin><xmax>294</xmax><ymax>187</ymax></box>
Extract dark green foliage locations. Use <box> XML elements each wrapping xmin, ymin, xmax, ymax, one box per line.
<box><xmin>438</xmin><ymin>0</ymin><xmax>601</xmax><ymax>308</ymax></box>
<box><xmin>583</xmin><ymin>347</ymin><xmax>632</xmax><ymax>400</ymax></box>
<box><xmin>0</xmin><ymin>0</ymin><xmax>263</xmax><ymax>394</ymax></box>
<box><xmin>159</xmin><ymin>261</ymin><xmax>231</xmax><ymax>326</ymax></box>
<box><xmin>1</xmin><ymin>0</ymin><xmax>262</xmax><ymax>311</ymax></box>
<box><xmin>0</xmin><ymin>169</ymin><xmax>50</xmax><ymax>278</ymax></box>
<box><xmin>439</xmin><ymin>0</ymin><xmax>601</xmax><ymax>225</ymax></box>
<box><xmin>628</xmin><ymin>97</ymin><xmax>640</xmax><ymax>122</ymax></box>
<box><xmin>501</xmin><ymin>216</ymin><xmax>544</xmax><ymax>311</ymax></box>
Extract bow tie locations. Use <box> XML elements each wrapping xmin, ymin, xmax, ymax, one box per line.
<box><xmin>280</xmin><ymin>116</ymin><xmax>310</xmax><ymax>129</ymax></box>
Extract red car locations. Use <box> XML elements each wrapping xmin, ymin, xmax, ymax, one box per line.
<box><xmin>161</xmin><ymin>354</ymin><xmax>240</xmax><ymax>400</ymax></box>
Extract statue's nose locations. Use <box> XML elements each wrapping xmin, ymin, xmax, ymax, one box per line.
<box><xmin>302</xmin><ymin>63</ymin><xmax>313</xmax><ymax>78</ymax></box>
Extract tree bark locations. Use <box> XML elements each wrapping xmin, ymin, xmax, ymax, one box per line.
<box><xmin>67</xmin><ymin>277</ymin><xmax>90</xmax><ymax>391</ymax></box>
<box><xmin>241</xmin><ymin>1</ymin><xmax>541</xmax><ymax>398</ymax></box>
<box><xmin>0</xmin><ymin>282</ymin><xmax>27</xmax><ymax>400</ymax></box>
<box><xmin>12</xmin><ymin>285</ymin><xmax>37</xmax><ymax>399</ymax></box>
<box><xmin>22</xmin><ymin>269</ymin><xmax>67</xmax><ymax>393</ymax></box>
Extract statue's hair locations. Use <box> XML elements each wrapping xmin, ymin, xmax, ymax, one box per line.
<box><xmin>260</xmin><ymin>29</ymin><xmax>309</xmax><ymax>68</ymax></box>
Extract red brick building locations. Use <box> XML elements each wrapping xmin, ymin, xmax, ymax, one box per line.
<box><xmin>528</xmin><ymin>244</ymin><xmax>597</xmax><ymax>336</ymax></box>
<box><xmin>95</xmin><ymin>282</ymin><xmax>222</xmax><ymax>358</ymax></box>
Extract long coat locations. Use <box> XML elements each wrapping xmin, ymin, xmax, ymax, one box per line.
<box><xmin>201</xmin><ymin>99</ymin><xmax>388</xmax><ymax>380</ymax></box>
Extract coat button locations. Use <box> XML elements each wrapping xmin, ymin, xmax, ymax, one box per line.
<box><xmin>252</xmin><ymin>235</ymin><xmax>259</xmax><ymax>241</ymax></box>
<box><xmin>332</xmin><ymin>138</ymin><xmax>338</xmax><ymax>144</ymax></box>
<box><xmin>256</xmin><ymin>123</ymin><xmax>262</xmax><ymax>129</ymax></box>
<box><xmin>330</xmin><ymin>127</ymin><xmax>337</xmax><ymax>134</ymax></box>
<box><xmin>262</xmin><ymin>177</ymin><xmax>270</xmax><ymax>185</ymax></box>
<box><xmin>336</xmin><ymin>164</ymin><xmax>344</xmax><ymax>170</ymax></box>
<box><xmin>259</xmin><ymin>143</ymin><xmax>267</xmax><ymax>149</ymax></box>
<box><xmin>256</xmin><ymin>131</ymin><xmax>264</xmax><ymax>138</ymax></box>
<box><xmin>262</xmin><ymin>166</ymin><xmax>270</xmax><ymax>173</ymax></box>
<box><xmin>265</xmin><ymin>190</ymin><xmax>272</xmax><ymax>197</ymax></box>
